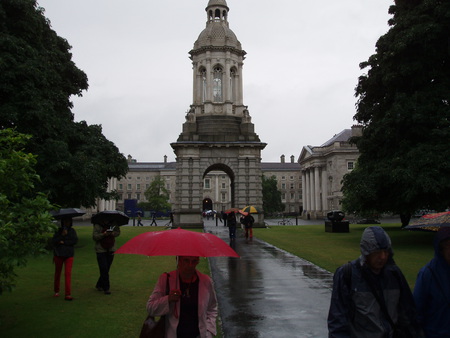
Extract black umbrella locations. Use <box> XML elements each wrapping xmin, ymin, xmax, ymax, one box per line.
<box><xmin>91</xmin><ymin>210</ymin><xmax>129</xmax><ymax>226</ymax></box>
<box><xmin>51</xmin><ymin>208</ymin><xmax>86</xmax><ymax>219</ymax></box>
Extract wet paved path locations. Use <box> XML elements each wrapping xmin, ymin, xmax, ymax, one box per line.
<box><xmin>204</xmin><ymin>220</ymin><xmax>333</xmax><ymax>338</ymax></box>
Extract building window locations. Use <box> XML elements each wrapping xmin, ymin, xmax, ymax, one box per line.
<box><xmin>136</xmin><ymin>184</ymin><xmax>141</xmax><ymax>191</ymax></box>
<box><xmin>119</xmin><ymin>184</ymin><xmax>123</xmax><ymax>190</ymax></box>
<box><xmin>290</xmin><ymin>193</ymin><xmax>295</xmax><ymax>200</ymax></box>
<box><xmin>127</xmin><ymin>193</ymin><xmax>132</xmax><ymax>199</ymax></box>
<box><xmin>221</xmin><ymin>193</ymin><xmax>226</xmax><ymax>202</ymax></box>
<box><xmin>127</xmin><ymin>184</ymin><xmax>132</xmax><ymax>191</ymax></box>
<box><xmin>347</xmin><ymin>161</ymin><xmax>354</xmax><ymax>170</ymax></box>
<box><xmin>137</xmin><ymin>177</ymin><xmax>141</xmax><ymax>180</ymax></box>
<box><xmin>136</xmin><ymin>193</ymin><xmax>140</xmax><ymax>201</ymax></box>
<box><xmin>281</xmin><ymin>176</ymin><xmax>286</xmax><ymax>180</ymax></box>
<box><xmin>290</xmin><ymin>176</ymin><xmax>294</xmax><ymax>180</ymax></box>
<box><xmin>281</xmin><ymin>193</ymin><xmax>286</xmax><ymax>201</ymax></box>
<box><xmin>213</xmin><ymin>67</ymin><xmax>222</xmax><ymax>102</ymax></box>
<box><xmin>281</xmin><ymin>183</ymin><xmax>286</xmax><ymax>189</ymax></box>
<box><xmin>221</xmin><ymin>183</ymin><xmax>226</xmax><ymax>189</ymax></box>
<box><xmin>204</xmin><ymin>178</ymin><xmax>211</xmax><ymax>189</ymax></box>
<box><xmin>290</xmin><ymin>183</ymin><xmax>294</xmax><ymax>189</ymax></box>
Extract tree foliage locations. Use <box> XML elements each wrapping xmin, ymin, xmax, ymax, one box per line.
<box><xmin>0</xmin><ymin>0</ymin><xmax>128</xmax><ymax>208</ymax></box>
<box><xmin>342</xmin><ymin>0</ymin><xmax>450</xmax><ymax>222</ymax></box>
<box><xmin>144</xmin><ymin>176</ymin><xmax>171</xmax><ymax>212</ymax></box>
<box><xmin>262</xmin><ymin>175</ymin><xmax>284</xmax><ymax>214</ymax></box>
<box><xmin>0</xmin><ymin>129</ymin><xmax>56</xmax><ymax>294</ymax></box>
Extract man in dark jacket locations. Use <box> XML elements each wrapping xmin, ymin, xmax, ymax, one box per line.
<box><xmin>328</xmin><ymin>226</ymin><xmax>423</xmax><ymax>337</ymax></box>
<box><xmin>414</xmin><ymin>226</ymin><xmax>450</xmax><ymax>337</ymax></box>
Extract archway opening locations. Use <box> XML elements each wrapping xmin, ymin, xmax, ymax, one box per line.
<box><xmin>202</xmin><ymin>163</ymin><xmax>235</xmax><ymax>212</ymax></box>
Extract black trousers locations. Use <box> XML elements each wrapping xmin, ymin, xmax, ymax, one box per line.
<box><xmin>96</xmin><ymin>251</ymin><xmax>114</xmax><ymax>291</ymax></box>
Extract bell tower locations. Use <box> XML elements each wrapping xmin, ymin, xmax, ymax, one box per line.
<box><xmin>171</xmin><ymin>0</ymin><xmax>266</xmax><ymax>227</ymax></box>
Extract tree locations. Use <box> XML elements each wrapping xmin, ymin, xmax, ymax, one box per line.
<box><xmin>0</xmin><ymin>0</ymin><xmax>128</xmax><ymax>208</ymax></box>
<box><xmin>0</xmin><ymin>129</ymin><xmax>56</xmax><ymax>294</ymax></box>
<box><xmin>262</xmin><ymin>175</ymin><xmax>284</xmax><ymax>214</ymax></box>
<box><xmin>341</xmin><ymin>0</ymin><xmax>450</xmax><ymax>225</ymax></box>
<box><xmin>144</xmin><ymin>176</ymin><xmax>171</xmax><ymax>212</ymax></box>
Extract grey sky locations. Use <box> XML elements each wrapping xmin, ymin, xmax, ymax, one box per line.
<box><xmin>37</xmin><ymin>0</ymin><xmax>393</xmax><ymax>162</ymax></box>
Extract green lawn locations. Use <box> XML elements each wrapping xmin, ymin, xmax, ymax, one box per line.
<box><xmin>0</xmin><ymin>223</ymin><xmax>435</xmax><ymax>337</ymax></box>
<box><xmin>254</xmin><ymin>223</ymin><xmax>435</xmax><ymax>288</ymax></box>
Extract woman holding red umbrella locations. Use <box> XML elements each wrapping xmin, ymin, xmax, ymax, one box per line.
<box><xmin>147</xmin><ymin>256</ymin><xmax>218</xmax><ymax>338</ymax></box>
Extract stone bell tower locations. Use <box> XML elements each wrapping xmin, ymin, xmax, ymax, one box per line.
<box><xmin>171</xmin><ymin>0</ymin><xmax>266</xmax><ymax>227</ymax></box>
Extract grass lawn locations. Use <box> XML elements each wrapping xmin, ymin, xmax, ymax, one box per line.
<box><xmin>254</xmin><ymin>223</ymin><xmax>435</xmax><ymax>288</ymax></box>
<box><xmin>0</xmin><ymin>222</ymin><xmax>436</xmax><ymax>337</ymax></box>
<box><xmin>0</xmin><ymin>226</ymin><xmax>210</xmax><ymax>338</ymax></box>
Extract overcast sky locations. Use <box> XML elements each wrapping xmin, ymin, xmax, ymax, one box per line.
<box><xmin>36</xmin><ymin>0</ymin><xmax>393</xmax><ymax>163</ymax></box>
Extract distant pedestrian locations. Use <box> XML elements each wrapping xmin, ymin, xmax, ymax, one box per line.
<box><xmin>227</xmin><ymin>212</ymin><xmax>237</xmax><ymax>240</ymax></box>
<box><xmin>52</xmin><ymin>217</ymin><xmax>78</xmax><ymax>301</ymax></box>
<box><xmin>150</xmin><ymin>212</ymin><xmax>157</xmax><ymax>226</ymax></box>
<box><xmin>222</xmin><ymin>211</ymin><xmax>227</xmax><ymax>227</ymax></box>
<box><xmin>328</xmin><ymin>226</ymin><xmax>424</xmax><ymax>337</ymax></box>
<box><xmin>242</xmin><ymin>213</ymin><xmax>255</xmax><ymax>239</ymax></box>
<box><xmin>137</xmin><ymin>213</ymin><xmax>143</xmax><ymax>226</ymax></box>
<box><xmin>413</xmin><ymin>227</ymin><xmax>450</xmax><ymax>338</ymax></box>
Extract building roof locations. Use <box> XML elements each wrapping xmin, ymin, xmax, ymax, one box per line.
<box><xmin>320</xmin><ymin>129</ymin><xmax>352</xmax><ymax>147</ymax></box>
<box><xmin>261</xmin><ymin>162</ymin><xmax>300</xmax><ymax>171</ymax></box>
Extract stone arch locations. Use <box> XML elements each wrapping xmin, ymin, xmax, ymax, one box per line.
<box><xmin>203</xmin><ymin>162</ymin><xmax>236</xmax><ymax>208</ymax></box>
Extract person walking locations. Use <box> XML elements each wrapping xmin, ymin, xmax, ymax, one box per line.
<box><xmin>147</xmin><ymin>256</ymin><xmax>218</xmax><ymax>338</ymax></box>
<box><xmin>413</xmin><ymin>227</ymin><xmax>450</xmax><ymax>338</ymax></box>
<box><xmin>328</xmin><ymin>226</ymin><xmax>424</xmax><ymax>337</ymax></box>
<box><xmin>227</xmin><ymin>212</ymin><xmax>237</xmax><ymax>240</ymax></box>
<box><xmin>242</xmin><ymin>213</ymin><xmax>255</xmax><ymax>240</ymax></box>
<box><xmin>137</xmin><ymin>212</ymin><xmax>144</xmax><ymax>226</ymax></box>
<box><xmin>150</xmin><ymin>212</ymin><xmax>158</xmax><ymax>226</ymax></box>
<box><xmin>221</xmin><ymin>211</ymin><xmax>227</xmax><ymax>227</ymax></box>
<box><xmin>52</xmin><ymin>217</ymin><xmax>78</xmax><ymax>301</ymax></box>
<box><xmin>93</xmin><ymin>220</ymin><xmax>120</xmax><ymax>295</ymax></box>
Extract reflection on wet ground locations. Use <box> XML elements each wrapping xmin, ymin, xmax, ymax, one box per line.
<box><xmin>205</xmin><ymin>221</ymin><xmax>333</xmax><ymax>338</ymax></box>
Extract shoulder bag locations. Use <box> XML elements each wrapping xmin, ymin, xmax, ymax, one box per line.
<box><xmin>139</xmin><ymin>273</ymin><xmax>170</xmax><ymax>338</ymax></box>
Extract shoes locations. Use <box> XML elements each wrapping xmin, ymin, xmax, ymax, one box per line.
<box><xmin>64</xmin><ymin>295</ymin><xmax>73</xmax><ymax>301</ymax></box>
<box><xmin>54</xmin><ymin>292</ymin><xmax>60</xmax><ymax>297</ymax></box>
<box><xmin>104</xmin><ymin>290</ymin><xmax>111</xmax><ymax>295</ymax></box>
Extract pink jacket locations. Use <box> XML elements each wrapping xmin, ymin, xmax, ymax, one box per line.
<box><xmin>147</xmin><ymin>270</ymin><xmax>218</xmax><ymax>338</ymax></box>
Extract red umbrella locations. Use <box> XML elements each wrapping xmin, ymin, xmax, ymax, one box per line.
<box><xmin>115</xmin><ymin>227</ymin><xmax>239</xmax><ymax>257</ymax></box>
<box><xmin>405</xmin><ymin>211</ymin><xmax>450</xmax><ymax>232</ymax></box>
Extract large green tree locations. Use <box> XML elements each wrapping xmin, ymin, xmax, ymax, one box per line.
<box><xmin>0</xmin><ymin>129</ymin><xmax>56</xmax><ymax>294</ymax></box>
<box><xmin>144</xmin><ymin>176</ymin><xmax>171</xmax><ymax>212</ymax></box>
<box><xmin>0</xmin><ymin>0</ymin><xmax>128</xmax><ymax>208</ymax></box>
<box><xmin>262</xmin><ymin>175</ymin><xmax>284</xmax><ymax>214</ymax></box>
<box><xmin>341</xmin><ymin>0</ymin><xmax>450</xmax><ymax>225</ymax></box>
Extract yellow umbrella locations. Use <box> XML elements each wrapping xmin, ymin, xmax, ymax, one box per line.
<box><xmin>241</xmin><ymin>206</ymin><xmax>261</xmax><ymax>214</ymax></box>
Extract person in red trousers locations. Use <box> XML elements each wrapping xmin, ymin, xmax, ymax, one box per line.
<box><xmin>52</xmin><ymin>217</ymin><xmax>78</xmax><ymax>301</ymax></box>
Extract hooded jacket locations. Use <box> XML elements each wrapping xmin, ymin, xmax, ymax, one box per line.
<box><xmin>413</xmin><ymin>227</ymin><xmax>450</xmax><ymax>337</ymax></box>
<box><xmin>328</xmin><ymin>226</ymin><xmax>423</xmax><ymax>338</ymax></box>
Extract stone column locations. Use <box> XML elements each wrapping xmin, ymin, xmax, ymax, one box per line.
<box><xmin>301</xmin><ymin>171</ymin><xmax>307</xmax><ymax>213</ymax></box>
<box><xmin>314</xmin><ymin>167</ymin><xmax>321</xmax><ymax>213</ymax></box>
<box><xmin>321</xmin><ymin>168</ymin><xmax>328</xmax><ymax>213</ymax></box>
<box><xmin>309</xmin><ymin>169</ymin><xmax>315</xmax><ymax>212</ymax></box>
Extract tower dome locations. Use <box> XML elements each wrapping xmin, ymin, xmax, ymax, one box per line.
<box><xmin>192</xmin><ymin>0</ymin><xmax>242</xmax><ymax>51</ymax></box>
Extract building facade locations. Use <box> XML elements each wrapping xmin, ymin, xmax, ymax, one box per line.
<box><xmin>115</xmin><ymin>154</ymin><xmax>303</xmax><ymax>216</ymax></box>
<box><xmin>298</xmin><ymin>125</ymin><xmax>361</xmax><ymax>219</ymax></box>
